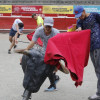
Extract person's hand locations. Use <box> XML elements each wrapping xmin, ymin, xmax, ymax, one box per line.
<box><xmin>19</xmin><ymin>33</ymin><xmax>23</xmax><ymax>35</ymax></box>
<box><xmin>15</xmin><ymin>40</ymin><xmax>18</xmax><ymax>44</ymax></box>
<box><xmin>75</xmin><ymin>27</ymin><xmax>82</xmax><ymax>32</ymax></box>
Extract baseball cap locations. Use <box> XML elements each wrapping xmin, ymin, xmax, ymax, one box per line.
<box><xmin>44</xmin><ymin>17</ymin><xmax>54</xmax><ymax>26</ymax></box>
<box><xmin>74</xmin><ymin>6</ymin><xmax>84</xmax><ymax>18</ymax></box>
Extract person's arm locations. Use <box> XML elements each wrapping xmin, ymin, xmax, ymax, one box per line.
<box><xmin>26</xmin><ymin>27</ymin><xmax>40</xmax><ymax>50</ymax></box>
<box><xmin>14</xmin><ymin>28</ymin><xmax>24</xmax><ymax>44</ymax></box>
<box><xmin>15</xmin><ymin>23</ymin><xmax>23</xmax><ymax>35</ymax></box>
<box><xmin>26</xmin><ymin>41</ymin><xmax>35</xmax><ymax>50</ymax></box>
<box><xmin>15</xmin><ymin>24</ymin><xmax>20</xmax><ymax>33</ymax></box>
<box><xmin>76</xmin><ymin>19</ymin><xmax>82</xmax><ymax>31</ymax></box>
<box><xmin>76</xmin><ymin>27</ymin><xmax>82</xmax><ymax>31</ymax></box>
<box><xmin>14</xmin><ymin>40</ymin><xmax>36</xmax><ymax>54</ymax></box>
<box><xmin>95</xmin><ymin>12</ymin><xmax>100</xmax><ymax>24</ymax></box>
<box><xmin>14</xmin><ymin>32</ymin><xmax>19</xmax><ymax>44</ymax></box>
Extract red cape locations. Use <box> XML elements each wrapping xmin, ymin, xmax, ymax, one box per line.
<box><xmin>27</xmin><ymin>32</ymin><xmax>43</xmax><ymax>47</ymax></box>
<box><xmin>44</xmin><ymin>29</ymin><xmax>91</xmax><ymax>86</ymax></box>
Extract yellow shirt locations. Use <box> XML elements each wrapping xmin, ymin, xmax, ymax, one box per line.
<box><xmin>37</xmin><ymin>16</ymin><xmax>43</xmax><ymax>26</ymax></box>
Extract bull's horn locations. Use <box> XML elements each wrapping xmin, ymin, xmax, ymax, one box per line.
<box><xmin>14</xmin><ymin>49</ymin><xmax>31</xmax><ymax>56</ymax></box>
<box><xmin>21</xmin><ymin>50</ymin><xmax>31</xmax><ymax>56</ymax></box>
<box><xmin>59</xmin><ymin>59</ymin><xmax>69</xmax><ymax>74</ymax></box>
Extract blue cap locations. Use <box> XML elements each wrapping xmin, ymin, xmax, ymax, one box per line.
<box><xmin>74</xmin><ymin>6</ymin><xmax>84</xmax><ymax>18</ymax></box>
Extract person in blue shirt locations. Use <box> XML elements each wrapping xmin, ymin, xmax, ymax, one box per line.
<box><xmin>74</xmin><ymin>6</ymin><xmax>100</xmax><ymax>100</ymax></box>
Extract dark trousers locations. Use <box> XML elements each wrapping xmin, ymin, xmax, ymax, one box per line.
<box><xmin>90</xmin><ymin>49</ymin><xmax>100</xmax><ymax>96</ymax></box>
<box><xmin>48</xmin><ymin>72</ymin><xmax>57</xmax><ymax>87</ymax></box>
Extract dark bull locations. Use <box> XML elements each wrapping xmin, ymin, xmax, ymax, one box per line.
<box><xmin>21</xmin><ymin>48</ymin><xmax>56</xmax><ymax>93</ymax></box>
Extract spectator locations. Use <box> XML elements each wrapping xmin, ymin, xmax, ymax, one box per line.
<box><xmin>32</xmin><ymin>13</ymin><xmax>43</xmax><ymax>29</ymax></box>
<box><xmin>74</xmin><ymin>6</ymin><xmax>100</xmax><ymax>100</ymax></box>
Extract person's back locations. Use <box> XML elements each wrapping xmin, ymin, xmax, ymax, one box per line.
<box><xmin>12</xmin><ymin>19</ymin><xmax>23</xmax><ymax>32</ymax></box>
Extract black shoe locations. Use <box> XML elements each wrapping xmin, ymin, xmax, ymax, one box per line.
<box><xmin>8</xmin><ymin>50</ymin><xmax>11</xmax><ymax>54</ymax></box>
<box><xmin>14</xmin><ymin>45</ymin><xmax>17</xmax><ymax>49</ymax></box>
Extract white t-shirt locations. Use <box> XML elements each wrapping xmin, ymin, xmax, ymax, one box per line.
<box><xmin>12</xmin><ymin>19</ymin><xmax>23</xmax><ymax>32</ymax></box>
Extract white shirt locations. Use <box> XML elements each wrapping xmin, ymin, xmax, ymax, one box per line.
<box><xmin>12</xmin><ymin>19</ymin><xmax>23</xmax><ymax>32</ymax></box>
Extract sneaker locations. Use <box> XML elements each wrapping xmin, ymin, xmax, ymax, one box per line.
<box><xmin>8</xmin><ymin>50</ymin><xmax>11</xmax><ymax>54</ymax></box>
<box><xmin>44</xmin><ymin>85</ymin><xmax>57</xmax><ymax>92</ymax></box>
<box><xmin>14</xmin><ymin>45</ymin><xmax>17</xmax><ymax>49</ymax></box>
<box><xmin>88</xmin><ymin>94</ymin><xmax>100</xmax><ymax>100</ymax></box>
<box><xmin>59</xmin><ymin>59</ymin><xmax>69</xmax><ymax>74</ymax></box>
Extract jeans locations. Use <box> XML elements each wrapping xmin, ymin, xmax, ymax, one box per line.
<box><xmin>90</xmin><ymin>49</ymin><xmax>100</xmax><ymax>96</ymax></box>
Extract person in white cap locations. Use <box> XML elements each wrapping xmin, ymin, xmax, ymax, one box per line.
<box><xmin>16</xmin><ymin>17</ymin><xmax>60</xmax><ymax>91</ymax></box>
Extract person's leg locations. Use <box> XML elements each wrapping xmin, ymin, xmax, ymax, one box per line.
<box><xmin>45</xmin><ymin>71</ymin><xmax>60</xmax><ymax>92</ymax></box>
<box><xmin>88</xmin><ymin>49</ymin><xmax>100</xmax><ymax>100</ymax></box>
<box><xmin>9</xmin><ymin>36</ymin><xmax>15</xmax><ymax>51</ymax></box>
<box><xmin>8</xmin><ymin>28</ymin><xmax>17</xmax><ymax>54</ymax></box>
<box><xmin>55</xmin><ymin>74</ymin><xmax>60</xmax><ymax>84</ymax></box>
<box><xmin>94</xmin><ymin>49</ymin><xmax>100</xmax><ymax>96</ymax></box>
<box><xmin>48</xmin><ymin>72</ymin><xmax>56</xmax><ymax>87</ymax></box>
<box><xmin>44</xmin><ymin>72</ymin><xmax>56</xmax><ymax>91</ymax></box>
<box><xmin>9</xmin><ymin>36</ymin><xmax>13</xmax><ymax>43</ymax></box>
<box><xmin>8</xmin><ymin>36</ymin><xmax>13</xmax><ymax>54</ymax></box>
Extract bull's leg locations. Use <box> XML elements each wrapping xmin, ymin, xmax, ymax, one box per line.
<box><xmin>22</xmin><ymin>89</ymin><xmax>32</xmax><ymax>100</ymax></box>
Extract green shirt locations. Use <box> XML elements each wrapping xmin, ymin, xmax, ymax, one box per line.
<box><xmin>37</xmin><ymin>16</ymin><xmax>43</xmax><ymax>26</ymax></box>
